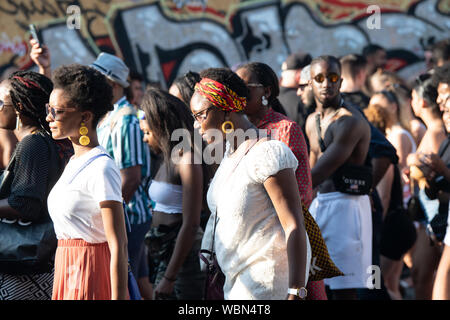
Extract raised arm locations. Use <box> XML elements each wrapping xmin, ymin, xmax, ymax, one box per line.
<box><xmin>29</xmin><ymin>39</ymin><xmax>51</xmax><ymax>78</ymax></box>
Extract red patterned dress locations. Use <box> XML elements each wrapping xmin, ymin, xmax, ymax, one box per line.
<box><xmin>257</xmin><ymin>108</ymin><xmax>327</xmax><ymax>300</ymax></box>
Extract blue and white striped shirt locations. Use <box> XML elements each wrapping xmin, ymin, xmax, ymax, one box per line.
<box><xmin>97</xmin><ymin>96</ymin><xmax>152</xmax><ymax>225</ymax></box>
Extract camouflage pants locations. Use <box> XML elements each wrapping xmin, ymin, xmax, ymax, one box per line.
<box><xmin>145</xmin><ymin>224</ymin><xmax>206</xmax><ymax>300</ymax></box>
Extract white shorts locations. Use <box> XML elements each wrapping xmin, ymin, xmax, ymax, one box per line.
<box><xmin>309</xmin><ymin>192</ymin><xmax>373</xmax><ymax>290</ymax></box>
<box><xmin>444</xmin><ymin>205</ymin><xmax>450</xmax><ymax>247</ymax></box>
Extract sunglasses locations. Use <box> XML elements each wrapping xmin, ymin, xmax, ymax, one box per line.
<box><xmin>0</xmin><ymin>99</ymin><xmax>14</xmax><ymax>111</ymax></box>
<box><xmin>192</xmin><ymin>105</ymin><xmax>214</xmax><ymax>123</ymax></box>
<box><xmin>313</xmin><ymin>73</ymin><xmax>340</xmax><ymax>83</ymax></box>
<box><xmin>45</xmin><ymin>103</ymin><xmax>76</xmax><ymax>120</ymax></box>
<box><xmin>297</xmin><ymin>83</ymin><xmax>308</xmax><ymax>91</ymax></box>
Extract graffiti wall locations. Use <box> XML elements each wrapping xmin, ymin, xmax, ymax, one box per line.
<box><xmin>0</xmin><ymin>0</ymin><xmax>449</xmax><ymax>87</ymax></box>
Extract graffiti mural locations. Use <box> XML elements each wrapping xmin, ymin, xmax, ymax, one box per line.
<box><xmin>0</xmin><ymin>0</ymin><xmax>449</xmax><ymax>86</ymax></box>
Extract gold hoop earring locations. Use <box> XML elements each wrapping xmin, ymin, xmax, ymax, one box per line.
<box><xmin>221</xmin><ymin>120</ymin><xmax>234</xmax><ymax>134</ymax></box>
<box><xmin>78</xmin><ymin>122</ymin><xmax>90</xmax><ymax>146</ymax></box>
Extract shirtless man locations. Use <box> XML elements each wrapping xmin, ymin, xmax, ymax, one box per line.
<box><xmin>305</xmin><ymin>55</ymin><xmax>372</xmax><ymax>300</ymax></box>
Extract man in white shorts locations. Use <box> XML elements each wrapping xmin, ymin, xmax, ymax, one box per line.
<box><xmin>305</xmin><ymin>56</ymin><xmax>373</xmax><ymax>300</ymax></box>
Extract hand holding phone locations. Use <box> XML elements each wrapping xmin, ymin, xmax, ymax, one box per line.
<box><xmin>29</xmin><ymin>24</ymin><xmax>43</xmax><ymax>46</ymax></box>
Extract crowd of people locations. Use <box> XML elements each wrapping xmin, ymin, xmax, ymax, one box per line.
<box><xmin>0</xmin><ymin>35</ymin><xmax>449</xmax><ymax>300</ymax></box>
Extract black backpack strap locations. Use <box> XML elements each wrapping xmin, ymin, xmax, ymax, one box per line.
<box><xmin>315</xmin><ymin>113</ymin><xmax>327</xmax><ymax>153</ymax></box>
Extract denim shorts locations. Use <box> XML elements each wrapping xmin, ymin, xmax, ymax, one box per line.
<box><xmin>127</xmin><ymin>220</ymin><xmax>152</xmax><ymax>279</ymax></box>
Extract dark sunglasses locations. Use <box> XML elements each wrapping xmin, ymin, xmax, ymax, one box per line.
<box><xmin>45</xmin><ymin>103</ymin><xmax>76</xmax><ymax>120</ymax></box>
<box><xmin>297</xmin><ymin>83</ymin><xmax>308</xmax><ymax>90</ymax></box>
<box><xmin>313</xmin><ymin>73</ymin><xmax>340</xmax><ymax>83</ymax></box>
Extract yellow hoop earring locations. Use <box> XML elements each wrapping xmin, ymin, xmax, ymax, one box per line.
<box><xmin>221</xmin><ymin>120</ymin><xmax>234</xmax><ymax>134</ymax></box>
<box><xmin>78</xmin><ymin>122</ymin><xmax>90</xmax><ymax>146</ymax></box>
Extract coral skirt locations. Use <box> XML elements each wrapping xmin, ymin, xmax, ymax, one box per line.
<box><xmin>52</xmin><ymin>239</ymin><xmax>111</xmax><ymax>300</ymax></box>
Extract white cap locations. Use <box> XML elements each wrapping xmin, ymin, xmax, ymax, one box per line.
<box><xmin>90</xmin><ymin>52</ymin><xmax>130</xmax><ymax>88</ymax></box>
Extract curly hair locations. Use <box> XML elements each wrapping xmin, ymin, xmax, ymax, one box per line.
<box><xmin>52</xmin><ymin>64</ymin><xmax>113</xmax><ymax>126</ymax></box>
<box><xmin>364</xmin><ymin>103</ymin><xmax>389</xmax><ymax>135</ymax></box>
<box><xmin>432</xmin><ymin>62</ymin><xmax>450</xmax><ymax>86</ymax></box>
<box><xmin>8</xmin><ymin>70</ymin><xmax>53</xmax><ymax>132</ymax></box>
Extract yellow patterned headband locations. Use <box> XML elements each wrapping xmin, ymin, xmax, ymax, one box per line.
<box><xmin>194</xmin><ymin>78</ymin><xmax>247</xmax><ymax>112</ymax></box>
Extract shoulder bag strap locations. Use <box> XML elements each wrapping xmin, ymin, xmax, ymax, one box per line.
<box><xmin>210</xmin><ymin>138</ymin><xmax>260</xmax><ymax>253</ymax></box>
<box><xmin>315</xmin><ymin>113</ymin><xmax>327</xmax><ymax>153</ymax></box>
<box><xmin>67</xmin><ymin>153</ymin><xmax>112</xmax><ymax>184</ymax></box>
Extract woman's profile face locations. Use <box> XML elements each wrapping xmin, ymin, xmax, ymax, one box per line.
<box><xmin>0</xmin><ymin>80</ymin><xmax>16</xmax><ymax>130</ymax></box>
<box><xmin>190</xmin><ymin>91</ymin><xmax>223</xmax><ymax>144</ymax></box>
<box><xmin>410</xmin><ymin>89</ymin><xmax>423</xmax><ymax>117</ymax></box>
<box><xmin>140</xmin><ymin>119</ymin><xmax>161</xmax><ymax>154</ymax></box>
<box><xmin>46</xmin><ymin>88</ymin><xmax>80</xmax><ymax>140</ymax></box>
<box><xmin>235</xmin><ymin>68</ymin><xmax>264</xmax><ymax>116</ymax></box>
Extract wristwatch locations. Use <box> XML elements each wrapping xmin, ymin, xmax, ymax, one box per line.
<box><xmin>288</xmin><ymin>287</ymin><xmax>307</xmax><ymax>299</ymax></box>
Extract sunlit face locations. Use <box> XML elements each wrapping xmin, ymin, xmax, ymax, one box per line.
<box><xmin>437</xmin><ymin>83</ymin><xmax>450</xmax><ymax>112</ymax></box>
<box><xmin>0</xmin><ymin>80</ymin><xmax>16</xmax><ymax>130</ymax></box>
<box><xmin>236</xmin><ymin>68</ymin><xmax>267</xmax><ymax>116</ymax></box>
<box><xmin>140</xmin><ymin>118</ymin><xmax>161</xmax><ymax>153</ymax></box>
<box><xmin>443</xmin><ymin>105</ymin><xmax>450</xmax><ymax>133</ymax></box>
<box><xmin>46</xmin><ymin>88</ymin><xmax>82</xmax><ymax>140</ymax></box>
<box><xmin>190</xmin><ymin>91</ymin><xmax>223</xmax><ymax>144</ymax></box>
<box><xmin>296</xmin><ymin>74</ymin><xmax>313</xmax><ymax>106</ymax></box>
<box><xmin>309</xmin><ymin>61</ymin><xmax>342</xmax><ymax>106</ymax></box>
<box><xmin>410</xmin><ymin>89</ymin><xmax>424</xmax><ymax>117</ymax></box>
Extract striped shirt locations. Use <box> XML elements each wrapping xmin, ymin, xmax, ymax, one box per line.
<box><xmin>97</xmin><ymin>96</ymin><xmax>152</xmax><ymax>224</ymax></box>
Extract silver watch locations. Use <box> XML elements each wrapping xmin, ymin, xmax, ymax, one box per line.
<box><xmin>288</xmin><ymin>287</ymin><xmax>307</xmax><ymax>299</ymax></box>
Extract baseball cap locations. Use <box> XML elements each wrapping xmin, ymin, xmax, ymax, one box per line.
<box><xmin>90</xmin><ymin>52</ymin><xmax>130</xmax><ymax>88</ymax></box>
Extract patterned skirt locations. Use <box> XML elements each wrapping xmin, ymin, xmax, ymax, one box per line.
<box><xmin>0</xmin><ymin>271</ymin><xmax>53</xmax><ymax>300</ymax></box>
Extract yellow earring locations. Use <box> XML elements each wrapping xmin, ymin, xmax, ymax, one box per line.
<box><xmin>221</xmin><ymin>120</ymin><xmax>234</xmax><ymax>134</ymax></box>
<box><xmin>79</xmin><ymin>122</ymin><xmax>90</xmax><ymax>146</ymax></box>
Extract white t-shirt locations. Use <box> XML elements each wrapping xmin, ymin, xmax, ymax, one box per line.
<box><xmin>47</xmin><ymin>146</ymin><xmax>123</xmax><ymax>243</ymax></box>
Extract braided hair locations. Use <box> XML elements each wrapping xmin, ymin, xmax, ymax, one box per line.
<box><xmin>237</xmin><ymin>62</ymin><xmax>286</xmax><ymax>114</ymax></box>
<box><xmin>8</xmin><ymin>71</ymin><xmax>53</xmax><ymax>132</ymax></box>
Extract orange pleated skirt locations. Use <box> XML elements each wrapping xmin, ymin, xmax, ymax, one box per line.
<box><xmin>52</xmin><ymin>239</ymin><xmax>112</xmax><ymax>300</ymax></box>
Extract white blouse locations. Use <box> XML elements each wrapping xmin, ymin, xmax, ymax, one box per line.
<box><xmin>47</xmin><ymin>146</ymin><xmax>123</xmax><ymax>243</ymax></box>
<box><xmin>202</xmin><ymin>139</ymin><xmax>311</xmax><ymax>300</ymax></box>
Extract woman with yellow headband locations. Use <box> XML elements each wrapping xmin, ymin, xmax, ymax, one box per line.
<box><xmin>191</xmin><ymin>68</ymin><xmax>311</xmax><ymax>300</ymax></box>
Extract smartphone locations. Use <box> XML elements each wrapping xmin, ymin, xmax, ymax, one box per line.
<box><xmin>29</xmin><ymin>24</ymin><xmax>43</xmax><ymax>45</ymax></box>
